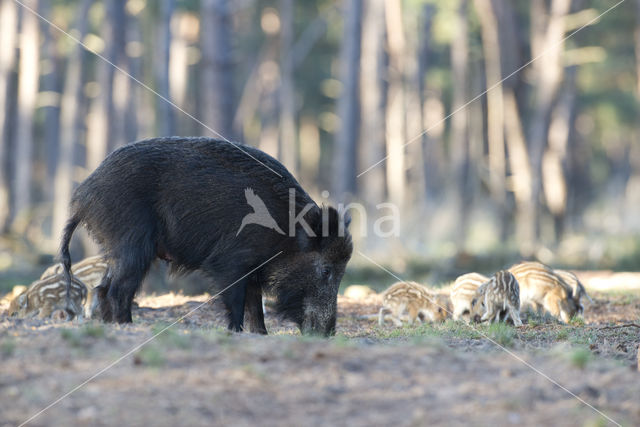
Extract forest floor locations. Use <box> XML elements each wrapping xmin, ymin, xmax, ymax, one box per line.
<box><xmin>0</xmin><ymin>273</ymin><xmax>639</xmax><ymax>426</ymax></box>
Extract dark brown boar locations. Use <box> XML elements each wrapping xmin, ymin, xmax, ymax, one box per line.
<box><xmin>60</xmin><ymin>137</ymin><xmax>352</xmax><ymax>335</ymax></box>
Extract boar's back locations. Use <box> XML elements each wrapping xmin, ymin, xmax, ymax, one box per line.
<box><xmin>71</xmin><ymin>137</ymin><xmax>316</xmax><ymax>270</ymax></box>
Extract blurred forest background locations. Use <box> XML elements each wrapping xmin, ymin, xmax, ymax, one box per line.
<box><xmin>1</xmin><ymin>0</ymin><xmax>640</xmax><ymax>290</ymax></box>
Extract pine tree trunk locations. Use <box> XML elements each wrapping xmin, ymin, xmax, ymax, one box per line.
<box><xmin>51</xmin><ymin>0</ymin><xmax>91</xmax><ymax>247</ymax></box>
<box><xmin>417</xmin><ymin>5</ymin><xmax>441</xmax><ymax>201</ymax></box>
<box><xmin>543</xmin><ymin>66</ymin><xmax>576</xmax><ymax>240</ymax></box>
<box><xmin>474</xmin><ymin>0</ymin><xmax>507</xmax><ymax>237</ymax></box>
<box><xmin>527</xmin><ymin>0</ymin><xmax>571</xmax><ymax>251</ymax></box>
<box><xmin>257</xmin><ymin>44</ymin><xmax>280</xmax><ymax>158</ymax></box>
<box><xmin>405</xmin><ymin>5</ymin><xmax>431</xmax><ymax>208</ymax></box>
<box><xmin>279</xmin><ymin>0</ymin><xmax>297</xmax><ymax>175</ymax></box>
<box><xmin>494</xmin><ymin>0</ymin><xmax>534</xmax><ymax>253</ymax></box>
<box><xmin>125</xmin><ymin>6</ymin><xmax>142</xmax><ymax>142</ymax></box>
<box><xmin>332</xmin><ymin>0</ymin><xmax>362</xmax><ymax>201</ymax></box>
<box><xmin>39</xmin><ymin>0</ymin><xmax>60</xmax><ymax>203</ymax></box>
<box><xmin>628</xmin><ymin>0</ymin><xmax>640</xmax><ymax>229</ymax></box>
<box><xmin>87</xmin><ymin>0</ymin><xmax>123</xmax><ymax>170</ymax></box>
<box><xmin>358</xmin><ymin>0</ymin><xmax>386</xmax><ymax>207</ymax></box>
<box><xmin>13</xmin><ymin>0</ymin><xmax>40</xmax><ymax>230</ymax></box>
<box><xmin>450</xmin><ymin>0</ymin><xmax>470</xmax><ymax>248</ymax></box>
<box><xmin>156</xmin><ymin>0</ymin><xmax>175</xmax><ymax>136</ymax></box>
<box><xmin>0</xmin><ymin>0</ymin><xmax>18</xmax><ymax>232</ymax></box>
<box><xmin>384</xmin><ymin>0</ymin><xmax>406</xmax><ymax>209</ymax></box>
<box><xmin>109</xmin><ymin>0</ymin><xmax>128</xmax><ymax>149</ymax></box>
<box><xmin>169</xmin><ymin>11</ymin><xmax>190</xmax><ymax>134</ymax></box>
<box><xmin>200</xmin><ymin>0</ymin><xmax>235</xmax><ymax>140</ymax></box>
<box><xmin>503</xmin><ymin>89</ymin><xmax>534</xmax><ymax>247</ymax></box>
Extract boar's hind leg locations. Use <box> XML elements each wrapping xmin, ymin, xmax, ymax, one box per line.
<box><xmin>107</xmin><ymin>248</ymin><xmax>154</xmax><ymax>323</ymax></box>
<box><xmin>244</xmin><ymin>282</ymin><xmax>267</xmax><ymax>334</ymax></box>
<box><xmin>94</xmin><ymin>274</ymin><xmax>113</xmax><ymax>321</ymax></box>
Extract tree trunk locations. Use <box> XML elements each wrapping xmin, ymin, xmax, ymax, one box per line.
<box><xmin>543</xmin><ymin>65</ymin><xmax>576</xmax><ymax>240</ymax></box>
<box><xmin>87</xmin><ymin>0</ymin><xmax>125</xmax><ymax>171</ymax></box>
<box><xmin>503</xmin><ymin>89</ymin><xmax>533</xmax><ymax>246</ymax></box>
<box><xmin>450</xmin><ymin>0</ymin><xmax>470</xmax><ymax>248</ymax></box>
<box><xmin>257</xmin><ymin>42</ymin><xmax>280</xmax><ymax>158</ymax></box>
<box><xmin>110</xmin><ymin>0</ymin><xmax>128</xmax><ymax>149</ymax></box>
<box><xmin>417</xmin><ymin>5</ymin><xmax>441</xmax><ymax>201</ymax></box>
<box><xmin>279</xmin><ymin>0</ymin><xmax>297</xmax><ymax>175</ymax></box>
<box><xmin>156</xmin><ymin>0</ymin><xmax>175</xmax><ymax>136</ymax></box>
<box><xmin>200</xmin><ymin>0</ymin><xmax>235</xmax><ymax>140</ymax></box>
<box><xmin>527</xmin><ymin>0</ymin><xmax>571</xmax><ymax>250</ymax></box>
<box><xmin>299</xmin><ymin>117</ymin><xmax>321</xmax><ymax>190</ymax></box>
<box><xmin>332</xmin><ymin>0</ymin><xmax>362</xmax><ymax>201</ymax></box>
<box><xmin>474</xmin><ymin>0</ymin><xmax>507</xmax><ymax>238</ymax></box>
<box><xmin>51</xmin><ymin>0</ymin><xmax>91</xmax><ymax>248</ymax></box>
<box><xmin>629</xmin><ymin>0</ymin><xmax>640</xmax><ymax>229</ymax></box>
<box><xmin>0</xmin><ymin>0</ymin><xmax>18</xmax><ymax>232</ymax></box>
<box><xmin>384</xmin><ymin>0</ymin><xmax>406</xmax><ymax>209</ymax></box>
<box><xmin>358</xmin><ymin>0</ymin><xmax>386</xmax><ymax>206</ymax></box>
<box><xmin>405</xmin><ymin>5</ymin><xmax>432</xmax><ymax>208</ymax></box>
<box><xmin>234</xmin><ymin>43</ymin><xmax>269</xmax><ymax>143</ymax></box>
<box><xmin>12</xmin><ymin>0</ymin><xmax>40</xmax><ymax>230</ymax></box>
<box><xmin>467</xmin><ymin>58</ymin><xmax>485</xmax><ymax>208</ymax></box>
<box><xmin>493</xmin><ymin>0</ymin><xmax>534</xmax><ymax>253</ymax></box>
<box><xmin>124</xmin><ymin>5</ymin><xmax>143</xmax><ymax>142</ymax></box>
<box><xmin>39</xmin><ymin>0</ymin><xmax>60</xmax><ymax>203</ymax></box>
<box><xmin>170</xmin><ymin>11</ymin><xmax>190</xmax><ymax>134</ymax></box>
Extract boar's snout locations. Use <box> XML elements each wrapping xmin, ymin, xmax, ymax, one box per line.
<box><xmin>301</xmin><ymin>303</ymin><xmax>337</xmax><ymax>336</ymax></box>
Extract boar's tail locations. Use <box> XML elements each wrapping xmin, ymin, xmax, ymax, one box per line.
<box><xmin>60</xmin><ymin>216</ymin><xmax>80</xmax><ymax>317</ymax></box>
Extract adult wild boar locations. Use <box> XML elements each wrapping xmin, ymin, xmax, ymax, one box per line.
<box><xmin>59</xmin><ymin>137</ymin><xmax>353</xmax><ymax>335</ymax></box>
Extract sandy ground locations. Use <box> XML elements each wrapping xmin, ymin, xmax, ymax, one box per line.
<box><xmin>0</xmin><ymin>280</ymin><xmax>639</xmax><ymax>426</ymax></box>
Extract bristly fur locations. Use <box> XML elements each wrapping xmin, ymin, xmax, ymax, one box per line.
<box><xmin>451</xmin><ymin>272</ymin><xmax>488</xmax><ymax>322</ymax></box>
<box><xmin>58</xmin><ymin>137</ymin><xmax>353</xmax><ymax>335</ymax></box>
<box><xmin>379</xmin><ymin>281</ymin><xmax>450</xmax><ymax>326</ymax></box>
<box><xmin>554</xmin><ymin>269</ymin><xmax>592</xmax><ymax>312</ymax></box>
<box><xmin>8</xmin><ymin>273</ymin><xmax>87</xmax><ymax>319</ymax></box>
<box><xmin>509</xmin><ymin>261</ymin><xmax>580</xmax><ymax>322</ymax></box>
<box><xmin>41</xmin><ymin>255</ymin><xmax>109</xmax><ymax>318</ymax></box>
<box><xmin>470</xmin><ymin>271</ymin><xmax>522</xmax><ymax>327</ymax></box>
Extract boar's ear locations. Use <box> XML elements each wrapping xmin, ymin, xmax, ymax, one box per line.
<box><xmin>322</xmin><ymin>206</ymin><xmax>349</xmax><ymax>237</ymax></box>
<box><xmin>296</xmin><ymin>206</ymin><xmax>351</xmax><ymax>252</ymax></box>
<box><xmin>295</xmin><ymin>208</ymin><xmax>320</xmax><ymax>252</ymax></box>
<box><xmin>305</xmin><ymin>206</ymin><xmax>342</xmax><ymax>239</ymax></box>
<box><xmin>343</xmin><ymin>211</ymin><xmax>352</xmax><ymax>230</ymax></box>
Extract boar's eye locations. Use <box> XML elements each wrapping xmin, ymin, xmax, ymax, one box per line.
<box><xmin>471</xmin><ymin>298</ymin><xmax>477</xmax><ymax>306</ymax></box>
<box><xmin>321</xmin><ymin>266</ymin><xmax>331</xmax><ymax>279</ymax></box>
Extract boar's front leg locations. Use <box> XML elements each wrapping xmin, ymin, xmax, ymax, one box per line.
<box><xmin>221</xmin><ymin>279</ymin><xmax>247</xmax><ymax>332</ymax></box>
<box><xmin>244</xmin><ymin>282</ymin><xmax>267</xmax><ymax>334</ymax></box>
